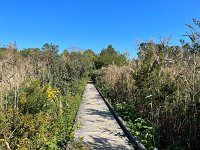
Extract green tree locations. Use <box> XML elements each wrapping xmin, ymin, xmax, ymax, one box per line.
<box><xmin>96</xmin><ymin>45</ymin><xmax>126</xmax><ymax>69</ymax></box>
<box><xmin>20</xmin><ymin>48</ymin><xmax>40</xmax><ymax>58</ymax></box>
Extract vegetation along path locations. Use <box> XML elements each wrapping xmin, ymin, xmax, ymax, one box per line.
<box><xmin>74</xmin><ymin>82</ymin><xmax>134</xmax><ymax>150</ymax></box>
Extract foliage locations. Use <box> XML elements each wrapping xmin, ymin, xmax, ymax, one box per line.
<box><xmin>95</xmin><ymin>45</ymin><xmax>126</xmax><ymax>69</ymax></box>
<box><xmin>20</xmin><ymin>48</ymin><xmax>40</xmax><ymax>58</ymax></box>
<box><xmin>127</xmin><ymin>118</ymin><xmax>155</xmax><ymax>150</ymax></box>
<box><xmin>67</xmin><ymin>138</ymin><xmax>89</xmax><ymax>150</ymax></box>
<box><xmin>0</xmin><ymin>43</ymin><xmax>93</xmax><ymax>149</ymax></box>
<box><xmin>96</xmin><ymin>20</ymin><xmax>200</xmax><ymax>150</ymax></box>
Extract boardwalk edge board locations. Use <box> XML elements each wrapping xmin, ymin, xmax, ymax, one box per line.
<box><xmin>94</xmin><ymin>83</ymin><xmax>146</xmax><ymax>150</ymax></box>
<box><xmin>73</xmin><ymin>86</ymin><xmax>87</xmax><ymax>129</ymax></box>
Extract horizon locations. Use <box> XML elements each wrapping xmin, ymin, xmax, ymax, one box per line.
<box><xmin>0</xmin><ymin>0</ymin><xmax>200</xmax><ymax>58</ymax></box>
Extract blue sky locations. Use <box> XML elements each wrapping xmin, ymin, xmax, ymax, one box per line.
<box><xmin>0</xmin><ymin>0</ymin><xmax>200</xmax><ymax>57</ymax></box>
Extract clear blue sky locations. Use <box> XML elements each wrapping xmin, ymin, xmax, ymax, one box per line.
<box><xmin>0</xmin><ymin>0</ymin><xmax>200</xmax><ymax>57</ymax></box>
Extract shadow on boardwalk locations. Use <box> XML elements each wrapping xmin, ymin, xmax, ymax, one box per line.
<box><xmin>86</xmin><ymin>108</ymin><xmax>112</xmax><ymax>119</ymax></box>
<box><xmin>86</xmin><ymin>137</ymin><xmax>132</xmax><ymax>150</ymax></box>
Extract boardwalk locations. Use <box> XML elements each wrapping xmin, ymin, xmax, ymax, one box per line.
<box><xmin>74</xmin><ymin>83</ymin><xmax>134</xmax><ymax>150</ymax></box>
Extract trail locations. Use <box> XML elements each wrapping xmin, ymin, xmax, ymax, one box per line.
<box><xmin>74</xmin><ymin>83</ymin><xmax>134</xmax><ymax>150</ymax></box>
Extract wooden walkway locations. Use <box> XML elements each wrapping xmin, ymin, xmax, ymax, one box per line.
<box><xmin>74</xmin><ymin>83</ymin><xmax>134</xmax><ymax>150</ymax></box>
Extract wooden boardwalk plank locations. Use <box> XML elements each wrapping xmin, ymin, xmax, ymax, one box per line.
<box><xmin>74</xmin><ymin>83</ymin><xmax>134</xmax><ymax>150</ymax></box>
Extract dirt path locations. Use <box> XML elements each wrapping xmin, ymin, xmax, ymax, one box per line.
<box><xmin>74</xmin><ymin>83</ymin><xmax>134</xmax><ymax>150</ymax></box>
